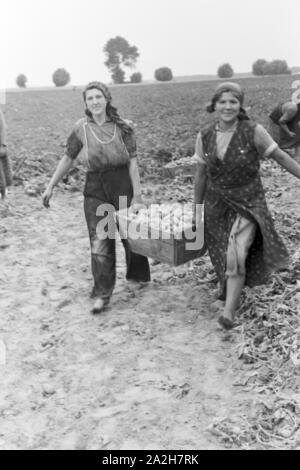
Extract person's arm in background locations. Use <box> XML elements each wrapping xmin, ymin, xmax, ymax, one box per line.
<box><xmin>0</xmin><ymin>109</ymin><xmax>10</xmax><ymax>198</ymax></box>
<box><xmin>279</xmin><ymin>102</ymin><xmax>298</xmax><ymax>138</ymax></box>
<box><xmin>0</xmin><ymin>110</ymin><xmax>7</xmax><ymax>156</ymax></box>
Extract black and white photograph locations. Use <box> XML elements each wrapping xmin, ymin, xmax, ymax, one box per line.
<box><xmin>0</xmin><ymin>0</ymin><xmax>300</xmax><ymax>452</ymax></box>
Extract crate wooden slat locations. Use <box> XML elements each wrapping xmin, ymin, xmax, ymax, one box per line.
<box><xmin>116</xmin><ymin>209</ymin><xmax>205</xmax><ymax>266</ymax></box>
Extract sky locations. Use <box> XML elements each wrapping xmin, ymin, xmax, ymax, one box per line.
<box><xmin>1</xmin><ymin>0</ymin><xmax>300</xmax><ymax>89</ymax></box>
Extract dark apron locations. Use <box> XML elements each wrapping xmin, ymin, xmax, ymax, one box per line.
<box><xmin>83</xmin><ymin>165</ymin><xmax>150</xmax><ymax>301</ymax></box>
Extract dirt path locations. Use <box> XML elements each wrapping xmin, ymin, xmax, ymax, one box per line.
<box><xmin>0</xmin><ymin>184</ymin><xmax>296</xmax><ymax>450</ymax></box>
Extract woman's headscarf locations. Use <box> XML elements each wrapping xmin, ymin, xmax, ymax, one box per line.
<box><xmin>206</xmin><ymin>82</ymin><xmax>249</xmax><ymax>120</ymax></box>
<box><xmin>82</xmin><ymin>81</ymin><xmax>134</xmax><ymax>136</ymax></box>
<box><xmin>83</xmin><ymin>81</ymin><xmax>112</xmax><ymax>104</ymax></box>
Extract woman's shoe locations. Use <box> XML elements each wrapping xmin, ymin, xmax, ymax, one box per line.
<box><xmin>91</xmin><ymin>298</ymin><xmax>105</xmax><ymax>314</ymax></box>
<box><xmin>218</xmin><ymin>315</ymin><xmax>236</xmax><ymax>330</ymax></box>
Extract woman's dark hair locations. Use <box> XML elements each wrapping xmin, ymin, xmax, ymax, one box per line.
<box><xmin>106</xmin><ymin>102</ymin><xmax>134</xmax><ymax>135</ymax></box>
<box><xmin>83</xmin><ymin>81</ymin><xmax>134</xmax><ymax>136</ymax></box>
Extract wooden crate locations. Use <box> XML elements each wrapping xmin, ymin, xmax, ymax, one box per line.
<box><xmin>115</xmin><ymin>209</ymin><xmax>205</xmax><ymax>266</ymax></box>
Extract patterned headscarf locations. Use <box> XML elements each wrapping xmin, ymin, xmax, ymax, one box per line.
<box><xmin>206</xmin><ymin>82</ymin><xmax>249</xmax><ymax>120</ymax></box>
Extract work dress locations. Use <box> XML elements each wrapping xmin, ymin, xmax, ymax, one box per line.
<box><xmin>0</xmin><ymin>110</ymin><xmax>12</xmax><ymax>198</ymax></box>
<box><xmin>66</xmin><ymin>116</ymin><xmax>150</xmax><ymax>302</ymax></box>
<box><xmin>195</xmin><ymin>119</ymin><xmax>289</xmax><ymax>299</ymax></box>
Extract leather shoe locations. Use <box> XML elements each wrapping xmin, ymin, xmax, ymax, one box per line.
<box><xmin>91</xmin><ymin>298</ymin><xmax>105</xmax><ymax>314</ymax></box>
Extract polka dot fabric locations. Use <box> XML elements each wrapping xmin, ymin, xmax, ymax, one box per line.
<box><xmin>201</xmin><ymin>120</ymin><xmax>290</xmax><ymax>298</ymax></box>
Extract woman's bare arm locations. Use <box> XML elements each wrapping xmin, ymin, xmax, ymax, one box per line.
<box><xmin>270</xmin><ymin>147</ymin><xmax>300</xmax><ymax>179</ymax></box>
<box><xmin>194</xmin><ymin>162</ymin><xmax>207</xmax><ymax>205</ymax></box>
<box><xmin>47</xmin><ymin>154</ymin><xmax>74</xmax><ymax>189</ymax></box>
<box><xmin>128</xmin><ymin>157</ymin><xmax>143</xmax><ymax>207</ymax></box>
<box><xmin>42</xmin><ymin>155</ymin><xmax>74</xmax><ymax>207</ymax></box>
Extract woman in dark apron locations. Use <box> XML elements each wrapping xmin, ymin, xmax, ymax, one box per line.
<box><xmin>42</xmin><ymin>82</ymin><xmax>150</xmax><ymax>313</ymax></box>
<box><xmin>194</xmin><ymin>82</ymin><xmax>300</xmax><ymax>329</ymax></box>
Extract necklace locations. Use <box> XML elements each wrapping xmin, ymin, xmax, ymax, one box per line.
<box><xmin>87</xmin><ymin>123</ymin><xmax>116</xmax><ymax>144</ymax></box>
<box><xmin>217</xmin><ymin>121</ymin><xmax>238</xmax><ymax>133</ymax></box>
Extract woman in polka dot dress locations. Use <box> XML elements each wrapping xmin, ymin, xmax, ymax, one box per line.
<box><xmin>193</xmin><ymin>82</ymin><xmax>300</xmax><ymax>330</ymax></box>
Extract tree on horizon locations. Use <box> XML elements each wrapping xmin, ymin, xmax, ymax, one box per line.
<box><xmin>52</xmin><ymin>68</ymin><xmax>71</xmax><ymax>87</ymax></box>
<box><xmin>217</xmin><ymin>63</ymin><xmax>234</xmax><ymax>79</ymax></box>
<box><xmin>16</xmin><ymin>74</ymin><xmax>27</xmax><ymax>88</ymax></box>
<box><xmin>252</xmin><ymin>59</ymin><xmax>268</xmax><ymax>76</ymax></box>
<box><xmin>154</xmin><ymin>67</ymin><xmax>173</xmax><ymax>82</ymax></box>
<box><xmin>103</xmin><ymin>36</ymin><xmax>139</xmax><ymax>84</ymax></box>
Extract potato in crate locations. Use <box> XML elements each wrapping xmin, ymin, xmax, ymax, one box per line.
<box><xmin>162</xmin><ymin>155</ymin><xmax>198</xmax><ymax>178</ymax></box>
<box><xmin>116</xmin><ymin>202</ymin><xmax>205</xmax><ymax>266</ymax></box>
